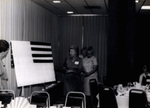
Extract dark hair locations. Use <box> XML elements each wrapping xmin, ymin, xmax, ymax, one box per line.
<box><xmin>87</xmin><ymin>46</ymin><xmax>94</xmax><ymax>55</ymax></box>
<box><xmin>81</xmin><ymin>47</ymin><xmax>87</xmax><ymax>52</ymax></box>
<box><xmin>69</xmin><ymin>45</ymin><xmax>79</xmax><ymax>56</ymax></box>
<box><xmin>0</xmin><ymin>40</ymin><xmax>9</xmax><ymax>53</ymax></box>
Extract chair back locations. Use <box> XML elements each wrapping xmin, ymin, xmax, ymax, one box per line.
<box><xmin>65</xmin><ymin>91</ymin><xmax>86</xmax><ymax>108</ymax></box>
<box><xmin>0</xmin><ymin>89</ymin><xmax>15</xmax><ymax>106</ymax></box>
<box><xmin>129</xmin><ymin>89</ymin><xmax>148</xmax><ymax>108</ymax></box>
<box><xmin>30</xmin><ymin>91</ymin><xmax>50</xmax><ymax>108</ymax></box>
<box><xmin>90</xmin><ymin>79</ymin><xmax>98</xmax><ymax>96</ymax></box>
<box><xmin>89</xmin><ymin>79</ymin><xmax>98</xmax><ymax>107</ymax></box>
<box><xmin>99</xmin><ymin>85</ymin><xmax>118</xmax><ymax>108</ymax></box>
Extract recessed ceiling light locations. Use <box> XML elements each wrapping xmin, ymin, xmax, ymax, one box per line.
<box><xmin>141</xmin><ymin>6</ymin><xmax>150</xmax><ymax>10</ymax></box>
<box><xmin>53</xmin><ymin>0</ymin><xmax>61</xmax><ymax>3</ymax></box>
<box><xmin>67</xmin><ymin>11</ymin><xmax>74</xmax><ymax>14</ymax></box>
<box><xmin>135</xmin><ymin>0</ymin><xmax>139</xmax><ymax>3</ymax></box>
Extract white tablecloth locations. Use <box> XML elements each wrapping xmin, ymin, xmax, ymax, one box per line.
<box><xmin>116</xmin><ymin>95</ymin><xmax>129</xmax><ymax>108</ymax></box>
<box><xmin>116</xmin><ymin>85</ymin><xmax>150</xmax><ymax>108</ymax></box>
<box><xmin>97</xmin><ymin>85</ymin><xmax>150</xmax><ymax>108</ymax></box>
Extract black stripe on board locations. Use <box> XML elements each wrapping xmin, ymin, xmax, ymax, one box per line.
<box><xmin>30</xmin><ymin>41</ymin><xmax>51</xmax><ymax>46</ymax></box>
<box><xmin>33</xmin><ymin>59</ymin><xmax>53</xmax><ymax>63</ymax></box>
<box><xmin>32</xmin><ymin>54</ymin><xmax>53</xmax><ymax>57</ymax></box>
<box><xmin>31</xmin><ymin>47</ymin><xmax>52</xmax><ymax>51</ymax></box>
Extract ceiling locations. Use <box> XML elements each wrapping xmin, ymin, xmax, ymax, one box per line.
<box><xmin>31</xmin><ymin>0</ymin><xmax>150</xmax><ymax>16</ymax></box>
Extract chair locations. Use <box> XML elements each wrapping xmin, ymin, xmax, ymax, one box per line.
<box><xmin>99</xmin><ymin>85</ymin><xmax>118</xmax><ymax>108</ymax></box>
<box><xmin>0</xmin><ymin>89</ymin><xmax>15</xmax><ymax>107</ymax></box>
<box><xmin>44</xmin><ymin>81</ymin><xmax>65</xmax><ymax>106</ymax></box>
<box><xmin>30</xmin><ymin>91</ymin><xmax>50</xmax><ymax>108</ymax></box>
<box><xmin>129</xmin><ymin>89</ymin><xmax>148</xmax><ymax>108</ymax></box>
<box><xmin>141</xmin><ymin>76</ymin><xmax>150</xmax><ymax>86</ymax></box>
<box><xmin>64</xmin><ymin>91</ymin><xmax>86</xmax><ymax>108</ymax></box>
<box><xmin>0</xmin><ymin>90</ymin><xmax>15</xmax><ymax>103</ymax></box>
<box><xmin>89</xmin><ymin>79</ymin><xmax>98</xmax><ymax>108</ymax></box>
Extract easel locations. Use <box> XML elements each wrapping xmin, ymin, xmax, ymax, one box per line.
<box><xmin>11</xmin><ymin>41</ymin><xmax>56</xmax><ymax>98</ymax></box>
<box><xmin>21</xmin><ymin>86</ymin><xmax>24</xmax><ymax>97</ymax></box>
<box><xmin>19</xmin><ymin>85</ymin><xmax>32</xmax><ymax>97</ymax></box>
<box><xmin>19</xmin><ymin>83</ymin><xmax>47</xmax><ymax>97</ymax></box>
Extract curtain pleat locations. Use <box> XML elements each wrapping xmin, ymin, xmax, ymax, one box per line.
<box><xmin>59</xmin><ymin>16</ymin><xmax>83</xmax><ymax>65</ymax></box>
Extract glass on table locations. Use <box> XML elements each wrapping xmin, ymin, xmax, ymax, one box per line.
<box><xmin>117</xmin><ymin>84</ymin><xmax>125</xmax><ymax>93</ymax></box>
<box><xmin>127</xmin><ymin>82</ymin><xmax>132</xmax><ymax>87</ymax></box>
<box><xmin>113</xmin><ymin>85</ymin><xmax>118</xmax><ymax>90</ymax></box>
<box><xmin>126</xmin><ymin>82</ymin><xmax>132</xmax><ymax>91</ymax></box>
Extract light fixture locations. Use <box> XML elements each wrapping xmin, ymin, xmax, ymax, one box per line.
<box><xmin>53</xmin><ymin>0</ymin><xmax>61</xmax><ymax>3</ymax></box>
<box><xmin>67</xmin><ymin>11</ymin><xmax>74</xmax><ymax>14</ymax></box>
<box><xmin>135</xmin><ymin>0</ymin><xmax>139</xmax><ymax>3</ymax></box>
<box><xmin>141</xmin><ymin>6</ymin><xmax>150</xmax><ymax>10</ymax></box>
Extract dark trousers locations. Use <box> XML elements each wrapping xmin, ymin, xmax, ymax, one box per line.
<box><xmin>86</xmin><ymin>95</ymin><xmax>98</xmax><ymax>108</ymax></box>
<box><xmin>64</xmin><ymin>73</ymin><xmax>83</xmax><ymax>95</ymax></box>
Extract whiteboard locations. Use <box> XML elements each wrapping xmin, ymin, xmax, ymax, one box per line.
<box><xmin>11</xmin><ymin>40</ymin><xmax>56</xmax><ymax>87</ymax></box>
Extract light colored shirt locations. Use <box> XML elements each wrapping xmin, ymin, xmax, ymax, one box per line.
<box><xmin>0</xmin><ymin>60</ymin><xmax>8</xmax><ymax>89</ymax></box>
<box><xmin>82</xmin><ymin>56</ymin><xmax>98</xmax><ymax>95</ymax></box>
<box><xmin>139</xmin><ymin>72</ymin><xmax>150</xmax><ymax>85</ymax></box>
<box><xmin>83</xmin><ymin>56</ymin><xmax>98</xmax><ymax>75</ymax></box>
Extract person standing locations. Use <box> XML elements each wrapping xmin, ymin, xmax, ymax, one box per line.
<box><xmin>79</xmin><ymin>47</ymin><xmax>87</xmax><ymax>59</ymax></box>
<box><xmin>63</xmin><ymin>45</ymin><xmax>83</xmax><ymax>95</ymax></box>
<box><xmin>82</xmin><ymin>46</ymin><xmax>98</xmax><ymax>108</ymax></box>
<box><xmin>0</xmin><ymin>39</ymin><xmax>9</xmax><ymax>89</ymax></box>
<box><xmin>139</xmin><ymin>64</ymin><xmax>150</xmax><ymax>85</ymax></box>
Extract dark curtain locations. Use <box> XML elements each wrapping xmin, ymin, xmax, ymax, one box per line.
<box><xmin>135</xmin><ymin>14</ymin><xmax>150</xmax><ymax>79</ymax></box>
<box><xmin>83</xmin><ymin>16</ymin><xmax>108</xmax><ymax>83</ymax></box>
<box><xmin>107</xmin><ymin>0</ymin><xmax>136</xmax><ymax>86</ymax></box>
<box><xmin>58</xmin><ymin>16</ymin><xmax>108</xmax><ymax>84</ymax></box>
<box><xmin>58</xmin><ymin>16</ymin><xmax>83</xmax><ymax>66</ymax></box>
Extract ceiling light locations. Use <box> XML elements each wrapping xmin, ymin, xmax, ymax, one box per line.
<box><xmin>135</xmin><ymin>0</ymin><xmax>139</xmax><ymax>3</ymax></box>
<box><xmin>141</xmin><ymin>6</ymin><xmax>150</xmax><ymax>10</ymax></box>
<box><xmin>67</xmin><ymin>11</ymin><xmax>74</xmax><ymax>14</ymax></box>
<box><xmin>53</xmin><ymin>0</ymin><xmax>61</xmax><ymax>3</ymax></box>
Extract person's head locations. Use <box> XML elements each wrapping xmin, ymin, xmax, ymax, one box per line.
<box><xmin>0</xmin><ymin>39</ymin><xmax>9</xmax><ymax>59</ymax></box>
<box><xmin>69</xmin><ymin>45</ymin><xmax>79</xmax><ymax>57</ymax></box>
<box><xmin>143</xmin><ymin>65</ymin><xmax>148</xmax><ymax>73</ymax></box>
<box><xmin>87</xmin><ymin>46</ymin><xmax>94</xmax><ymax>58</ymax></box>
<box><xmin>81</xmin><ymin>47</ymin><xmax>87</xmax><ymax>57</ymax></box>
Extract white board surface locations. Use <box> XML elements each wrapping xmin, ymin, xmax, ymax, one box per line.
<box><xmin>11</xmin><ymin>40</ymin><xmax>56</xmax><ymax>87</ymax></box>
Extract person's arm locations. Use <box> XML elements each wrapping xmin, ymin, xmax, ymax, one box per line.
<box><xmin>84</xmin><ymin>65</ymin><xmax>97</xmax><ymax>77</ymax></box>
<box><xmin>76</xmin><ymin>58</ymin><xmax>83</xmax><ymax>71</ymax></box>
<box><xmin>62</xmin><ymin>58</ymin><xmax>70</xmax><ymax>71</ymax></box>
<box><xmin>63</xmin><ymin>57</ymin><xmax>76</xmax><ymax>73</ymax></box>
<box><xmin>139</xmin><ymin>73</ymin><xmax>145</xmax><ymax>85</ymax></box>
<box><xmin>0</xmin><ymin>63</ymin><xmax>4</xmax><ymax>76</ymax></box>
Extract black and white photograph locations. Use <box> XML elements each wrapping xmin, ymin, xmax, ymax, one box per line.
<box><xmin>0</xmin><ymin>0</ymin><xmax>150</xmax><ymax>108</ymax></box>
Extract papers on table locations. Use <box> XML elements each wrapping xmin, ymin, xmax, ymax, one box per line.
<box><xmin>6</xmin><ymin>97</ymin><xmax>36</xmax><ymax>108</ymax></box>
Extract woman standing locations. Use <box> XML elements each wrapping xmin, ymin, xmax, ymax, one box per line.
<box><xmin>139</xmin><ymin>64</ymin><xmax>150</xmax><ymax>85</ymax></box>
<box><xmin>82</xmin><ymin>46</ymin><xmax>98</xmax><ymax>108</ymax></box>
<box><xmin>0</xmin><ymin>39</ymin><xmax>9</xmax><ymax>89</ymax></box>
<box><xmin>63</xmin><ymin>45</ymin><xmax>83</xmax><ymax>95</ymax></box>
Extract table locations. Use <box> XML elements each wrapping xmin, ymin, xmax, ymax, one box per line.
<box><xmin>97</xmin><ymin>84</ymin><xmax>150</xmax><ymax>108</ymax></box>
<box><xmin>116</xmin><ymin>85</ymin><xmax>150</xmax><ymax>108</ymax></box>
<box><xmin>116</xmin><ymin>93</ymin><xmax>129</xmax><ymax>108</ymax></box>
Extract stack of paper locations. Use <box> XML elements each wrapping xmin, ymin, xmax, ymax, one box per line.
<box><xmin>6</xmin><ymin>97</ymin><xmax>36</xmax><ymax>108</ymax></box>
